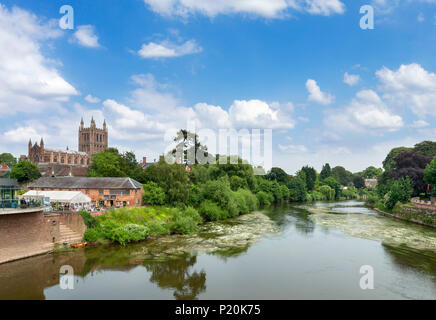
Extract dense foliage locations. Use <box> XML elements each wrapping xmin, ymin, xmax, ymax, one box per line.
<box><xmin>10</xmin><ymin>161</ymin><xmax>41</xmax><ymax>183</ymax></box>
<box><xmin>0</xmin><ymin>153</ymin><xmax>17</xmax><ymax>168</ymax></box>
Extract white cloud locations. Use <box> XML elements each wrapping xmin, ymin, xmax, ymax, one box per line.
<box><xmin>306</xmin><ymin>79</ymin><xmax>334</xmax><ymax>105</ymax></box>
<box><xmin>325</xmin><ymin>90</ymin><xmax>403</xmax><ymax>133</ymax></box>
<box><xmin>304</xmin><ymin>0</ymin><xmax>345</xmax><ymax>16</ymax></box>
<box><xmin>343</xmin><ymin>72</ymin><xmax>360</xmax><ymax>86</ymax></box>
<box><xmin>138</xmin><ymin>39</ymin><xmax>202</xmax><ymax>58</ymax></box>
<box><xmin>85</xmin><ymin>94</ymin><xmax>101</xmax><ymax>104</ymax></box>
<box><xmin>143</xmin><ymin>0</ymin><xmax>345</xmax><ymax>18</ymax></box>
<box><xmin>229</xmin><ymin>100</ymin><xmax>295</xmax><ymax>129</ymax></box>
<box><xmin>411</xmin><ymin>119</ymin><xmax>429</xmax><ymax>128</ymax></box>
<box><xmin>418</xmin><ymin>12</ymin><xmax>425</xmax><ymax>22</ymax></box>
<box><xmin>278</xmin><ymin>144</ymin><xmax>308</xmax><ymax>153</ymax></box>
<box><xmin>3</xmin><ymin>126</ymin><xmax>44</xmax><ymax>143</ymax></box>
<box><xmin>73</xmin><ymin>25</ymin><xmax>101</xmax><ymax>48</ymax></box>
<box><xmin>376</xmin><ymin>63</ymin><xmax>436</xmax><ymax>117</ymax></box>
<box><xmin>0</xmin><ymin>5</ymin><xmax>78</xmax><ymax>116</ymax></box>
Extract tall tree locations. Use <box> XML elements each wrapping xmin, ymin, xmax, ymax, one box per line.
<box><xmin>331</xmin><ymin>166</ymin><xmax>353</xmax><ymax>186</ymax></box>
<box><xmin>414</xmin><ymin>141</ymin><xmax>436</xmax><ymax>158</ymax></box>
<box><xmin>382</xmin><ymin>147</ymin><xmax>413</xmax><ymax>173</ymax></box>
<box><xmin>320</xmin><ymin>163</ymin><xmax>331</xmax><ymax>180</ymax></box>
<box><xmin>0</xmin><ymin>153</ymin><xmax>17</xmax><ymax>168</ymax></box>
<box><xmin>424</xmin><ymin>157</ymin><xmax>436</xmax><ymax>196</ymax></box>
<box><xmin>389</xmin><ymin>152</ymin><xmax>432</xmax><ymax>196</ymax></box>
<box><xmin>265</xmin><ymin>167</ymin><xmax>289</xmax><ymax>184</ymax></box>
<box><xmin>171</xmin><ymin>130</ymin><xmax>209</xmax><ymax>165</ymax></box>
<box><xmin>299</xmin><ymin>166</ymin><xmax>317</xmax><ymax>191</ymax></box>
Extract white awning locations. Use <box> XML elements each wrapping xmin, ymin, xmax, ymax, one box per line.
<box><xmin>22</xmin><ymin>190</ymin><xmax>91</xmax><ymax>204</ymax></box>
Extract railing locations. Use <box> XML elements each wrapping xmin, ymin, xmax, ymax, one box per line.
<box><xmin>0</xmin><ymin>196</ymin><xmax>44</xmax><ymax>210</ymax></box>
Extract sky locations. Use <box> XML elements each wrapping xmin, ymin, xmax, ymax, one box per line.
<box><xmin>0</xmin><ymin>0</ymin><xmax>436</xmax><ymax>175</ymax></box>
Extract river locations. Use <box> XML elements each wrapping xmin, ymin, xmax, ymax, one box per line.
<box><xmin>0</xmin><ymin>201</ymin><xmax>435</xmax><ymax>300</ymax></box>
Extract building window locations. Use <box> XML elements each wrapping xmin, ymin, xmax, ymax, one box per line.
<box><xmin>99</xmin><ymin>189</ymin><xmax>104</xmax><ymax>195</ymax></box>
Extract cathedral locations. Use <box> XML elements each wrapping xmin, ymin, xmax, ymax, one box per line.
<box><xmin>27</xmin><ymin>117</ymin><xmax>108</xmax><ymax>168</ymax></box>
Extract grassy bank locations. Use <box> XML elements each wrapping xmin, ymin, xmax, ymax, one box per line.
<box><xmin>81</xmin><ymin>187</ymin><xmax>260</xmax><ymax>245</ymax></box>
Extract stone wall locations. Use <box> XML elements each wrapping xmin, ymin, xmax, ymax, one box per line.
<box><xmin>0</xmin><ymin>211</ymin><xmax>86</xmax><ymax>265</ymax></box>
<box><xmin>375</xmin><ymin>205</ymin><xmax>436</xmax><ymax>229</ymax></box>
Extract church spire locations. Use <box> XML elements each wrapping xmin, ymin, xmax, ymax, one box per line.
<box><xmin>91</xmin><ymin>116</ymin><xmax>96</xmax><ymax>128</ymax></box>
<box><xmin>80</xmin><ymin>117</ymin><xmax>84</xmax><ymax>129</ymax></box>
<box><xmin>103</xmin><ymin>119</ymin><xmax>107</xmax><ymax>131</ymax></box>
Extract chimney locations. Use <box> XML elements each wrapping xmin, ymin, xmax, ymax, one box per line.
<box><xmin>142</xmin><ymin>157</ymin><xmax>147</xmax><ymax>165</ymax></box>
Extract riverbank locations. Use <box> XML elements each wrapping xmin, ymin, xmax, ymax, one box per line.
<box><xmin>374</xmin><ymin>204</ymin><xmax>436</xmax><ymax>229</ymax></box>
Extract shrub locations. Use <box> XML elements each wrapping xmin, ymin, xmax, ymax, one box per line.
<box><xmin>256</xmin><ymin>191</ymin><xmax>272</xmax><ymax>206</ymax></box>
<box><xmin>382</xmin><ymin>177</ymin><xmax>413</xmax><ymax>210</ymax></box>
<box><xmin>80</xmin><ymin>211</ymin><xmax>98</xmax><ymax>229</ymax></box>
<box><xmin>109</xmin><ymin>224</ymin><xmax>150</xmax><ymax>245</ymax></box>
<box><xmin>146</xmin><ymin>220</ymin><xmax>170</xmax><ymax>237</ymax></box>
<box><xmin>198</xmin><ymin>200</ymin><xmax>229</xmax><ymax>221</ymax></box>
<box><xmin>287</xmin><ymin>178</ymin><xmax>307</xmax><ymax>202</ymax></box>
<box><xmin>170</xmin><ymin>207</ymin><xmax>202</xmax><ymax>234</ymax></box>
<box><xmin>83</xmin><ymin>228</ymin><xmax>99</xmax><ymax>242</ymax></box>
<box><xmin>238</xmin><ymin>189</ymin><xmax>259</xmax><ymax>212</ymax></box>
<box><xmin>232</xmin><ymin>191</ymin><xmax>249</xmax><ymax>214</ymax></box>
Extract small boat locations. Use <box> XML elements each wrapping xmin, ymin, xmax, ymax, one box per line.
<box><xmin>71</xmin><ymin>242</ymin><xmax>88</xmax><ymax>248</ymax></box>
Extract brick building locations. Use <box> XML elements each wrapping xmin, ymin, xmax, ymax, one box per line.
<box><xmin>29</xmin><ymin>177</ymin><xmax>144</xmax><ymax>208</ymax></box>
<box><xmin>26</xmin><ymin>117</ymin><xmax>108</xmax><ymax>168</ymax></box>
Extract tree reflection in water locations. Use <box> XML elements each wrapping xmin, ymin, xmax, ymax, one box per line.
<box><xmin>144</xmin><ymin>256</ymin><xmax>206</xmax><ymax>300</ymax></box>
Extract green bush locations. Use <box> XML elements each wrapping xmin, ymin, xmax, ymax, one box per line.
<box><xmin>198</xmin><ymin>200</ymin><xmax>229</xmax><ymax>221</ymax></box>
<box><xmin>80</xmin><ymin>211</ymin><xmax>98</xmax><ymax>229</ymax></box>
<box><xmin>83</xmin><ymin>228</ymin><xmax>99</xmax><ymax>242</ymax></box>
<box><xmin>142</xmin><ymin>181</ymin><xmax>165</xmax><ymax>205</ymax></box>
<box><xmin>146</xmin><ymin>220</ymin><xmax>170</xmax><ymax>237</ymax></box>
<box><xmin>170</xmin><ymin>207</ymin><xmax>202</xmax><ymax>234</ymax></box>
<box><xmin>319</xmin><ymin>185</ymin><xmax>335</xmax><ymax>200</ymax></box>
<box><xmin>256</xmin><ymin>191</ymin><xmax>273</xmax><ymax>206</ymax></box>
<box><xmin>238</xmin><ymin>189</ymin><xmax>259</xmax><ymax>212</ymax></box>
<box><xmin>232</xmin><ymin>191</ymin><xmax>249</xmax><ymax>214</ymax></box>
<box><xmin>382</xmin><ymin>178</ymin><xmax>413</xmax><ymax>210</ymax></box>
<box><xmin>109</xmin><ymin>224</ymin><xmax>150</xmax><ymax>245</ymax></box>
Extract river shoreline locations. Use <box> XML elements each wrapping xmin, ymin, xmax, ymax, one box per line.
<box><xmin>374</xmin><ymin>207</ymin><xmax>436</xmax><ymax>229</ymax></box>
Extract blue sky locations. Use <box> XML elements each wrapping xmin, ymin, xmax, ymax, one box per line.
<box><xmin>0</xmin><ymin>0</ymin><xmax>436</xmax><ymax>174</ymax></box>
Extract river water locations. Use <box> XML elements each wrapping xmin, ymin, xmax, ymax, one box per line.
<box><xmin>0</xmin><ymin>201</ymin><xmax>435</xmax><ymax>300</ymax></box>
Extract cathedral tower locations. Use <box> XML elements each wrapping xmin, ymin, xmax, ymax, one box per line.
<box><xmin>78</xmin><ymin>117</ymin><xmax>108</xmax><ymax>155</ymax></box>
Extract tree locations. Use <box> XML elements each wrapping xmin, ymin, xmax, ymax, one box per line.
<box><xmin>10</xmin><ymin>161</ymin><xmax>41</xmax><ymax>183</ymax></box>
<box><xmin>143</xmin><ymin>157</ymin><xmax>190</xmax><ymax>205</ymax></box>
<box><xmin>424</xmin><ymin>157</ymin><xmax>436</xmax><ymax>196</ymax></box>
<box><xmin>287</xmin><ymin>178</ymin><xmax>307</xmax><ymax>202</ymax></box>
<box><xmin>322</xmin><ymin>177</ymin><xmax>341</xmax><ymax>199</ymax></box>
<box><xmin>142</xmin><ymin>182</ymin><xmax>165</xmax><ymax>205</ymax></box>
<box><xmin>414</xmin><ymin>141</ymin><xmax>436</xmax><ymax>158</ymax></box>
<box><xmin>389</xmin><ymin>152</ymin><xmax>432</xmax><ymax>196</ymax></box>
<box><xmin>353</xmin><ymin>175</ymin><xmax>365</xmax><ymax>189</ymax></box>
<box><xmin>299</xmin><ymin>166</ymin><xmax>317</xmax><ymax>191</ymax></box>
<box><xmin>383</xmin><ymin>177</ymin><xmax>413</xmax><ymax>210</ymax></box>
<box><xmin>88</xmin><ymin>149</ymin><xmax>126</xmax><ymax>177</ymax></box>
<box><xmin>382</xmin><ymin>147</ymin><xmax>413</xmax><ymax>173</ymax></box>
<box><xmin>320</xmin><ymin>163</ymin><xmax>332</xmax><ymax>180</ymax></box>
<box><xmin>331</xmin><ymin>166</ymin><xmax>353</xmax><ymax>186</ymax></box>
<box><xmin>319</xmin><ymin>185</ymin><xmax>335</xmax><ymax>200</ymax></box>
<box><xmin>172</xmin><ymin>130</ymin><xmax>209</xmax><ymax>165</ymax></box>
<box><xmin>265</xmin><ymin>167</ymin><xmax>289</xmax><ymax>184</ymax></box>
<box><xmin>361</xmin><ymin>166</ymin><xmax>383</xmax><ymax>179</ymax></box>
<box><xmin>0</xmin><ymin>153</ymin><xmax>17</xmax><ymax>168</ymax></box>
